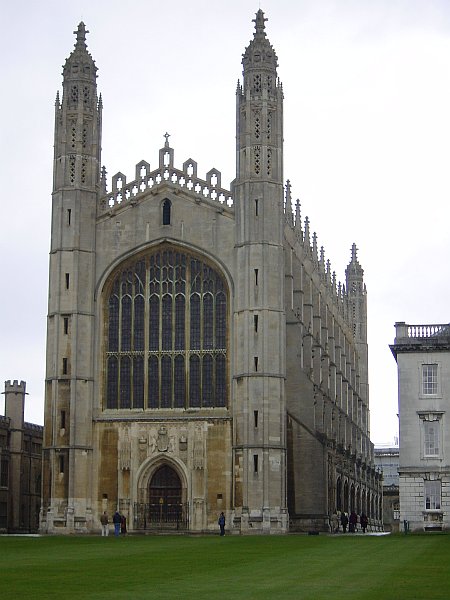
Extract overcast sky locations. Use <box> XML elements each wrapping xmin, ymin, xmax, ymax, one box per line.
<box><xmin>1</xmin><ymin>0</ymin><xmax>450</xmax><ymax>446</ymax></box>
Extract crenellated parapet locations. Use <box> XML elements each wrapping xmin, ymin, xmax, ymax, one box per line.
<box><xmin>99</xmin><ymin>139</ymin><xmax>234</xmax><ymax>214</ymax></box>
<box><xmin>4</xmin><ymin>380</ymin><xmax>27</xmax><ymax>394</ymax></box>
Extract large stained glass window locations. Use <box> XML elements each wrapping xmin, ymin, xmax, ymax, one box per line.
<box><xmin>105</xmin><ymin>247</ymin><xmax>228</xmax><ymax>409</ymax></box>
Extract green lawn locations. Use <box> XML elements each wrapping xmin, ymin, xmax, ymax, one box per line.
<box><xmin>0</xmin><ymin>533</ymin><xmax>448</xmax><ymax>599</ymax></box>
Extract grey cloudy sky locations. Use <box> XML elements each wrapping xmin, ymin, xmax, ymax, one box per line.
<box><xmin>1</xmin><ymin>0</ymin><xmax>450</xmax><ymax>445</ymax></box>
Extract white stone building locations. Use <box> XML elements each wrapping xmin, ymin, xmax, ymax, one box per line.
<box><xmin>391</xmin><ymin>322</ymin><xmax>450</xmax><ymax>532</ymax></box>
<box><xmin>40</xmin><ymin>11</ymin><xmax>381</xmax><ymax>535</ymax></box>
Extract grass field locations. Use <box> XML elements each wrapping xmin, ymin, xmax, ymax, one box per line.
<box><xmin>0</xmin><ymin>533</ymin><xmax>449</xmax><ymax>599</ymax></box>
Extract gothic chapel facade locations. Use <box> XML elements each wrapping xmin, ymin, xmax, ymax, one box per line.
<box><xmin>41</xmin><ymin>12</ymin><xmax>382</xmax><ymax>534</ymax></box>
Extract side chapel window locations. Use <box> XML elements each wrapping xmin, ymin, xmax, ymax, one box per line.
<box><xmin>105</xmin><ymin>247</ymin><xmax>228</xmax><ymax>409</ymax></box>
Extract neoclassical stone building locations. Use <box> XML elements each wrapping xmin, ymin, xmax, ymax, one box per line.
<box><xmin>391</xmin><ymin>322</ymin><xmax>450</xmax><ymax>532</ymax></box>
<box><xmin>41</xmin><ymin>11</ymin><xmax>381</xmax><ymax>534</ymax></box>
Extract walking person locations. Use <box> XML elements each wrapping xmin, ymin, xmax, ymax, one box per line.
<box><xmin>218</xmin><ymin>512</ymin><xmax>225</xmax><ymax>536</ymax></box>
<box><xmin>100</xmin><ymin>511</ymin><xmax>109</xmax><ymax>536</ymax></box>
<box><xmin>113</xmin><ymin>511</ymin><xmax>122</xmax><ymax>536</ymax></box>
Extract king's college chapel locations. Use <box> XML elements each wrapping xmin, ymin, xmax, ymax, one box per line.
<box><xmin>41</xmin><ymin>11</ymin><xmax>382</xmax><ymax>534</ymax></box>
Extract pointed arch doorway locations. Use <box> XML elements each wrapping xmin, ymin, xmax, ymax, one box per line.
<box><xmin>137</xmin><ymin>464</ymin><xmax>188</xmax><ymax>530</ymax></box>
<box><xmin>150</xmin><ymin>465</ymin><xmax>182</xmax><ymax>510</ymax></box>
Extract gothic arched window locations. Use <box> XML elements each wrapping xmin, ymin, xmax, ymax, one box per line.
<box><xmin>104</xmin><ymin>246</ymin><xmax>228</xmax><ymax>409</ymax></box>
<box><xmin>162</xmin><ymin>199</ymin><xmax>171</xmax><ymax>225</ymax></box>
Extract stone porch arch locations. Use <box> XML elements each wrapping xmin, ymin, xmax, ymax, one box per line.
<box><xmin>135</xmin><ymin>454</ymin><xmax>189</xmax><ymax>505</ymax></box>
<box><xmin>133</xmin><ymin>455</ymin><xmax>190</xmax><ymax>531</ymax></box>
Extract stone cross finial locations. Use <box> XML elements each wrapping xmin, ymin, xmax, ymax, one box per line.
<box><xmin>74</xmin><ymin>22</ymin><xmax>88</xmax><ymax>47</ymax></box>
<box><xmin>253</xmin><ymin>9</ymin><xmax>267</xmax><ymax>35</ymax></box>
<box><xmin>164</xmin><ymin>132</ymin><xmax>170</xmax><ymax>147</ymax></box>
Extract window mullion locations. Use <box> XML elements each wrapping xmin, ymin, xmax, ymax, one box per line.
<box><xmin>186</xmin><ymin>265</ymin><xmax>191</xmax><ymax>407</ymax></box>
<box><xmin>144</xmin><ymin>259</ymin><xmax>149</xmax><ymax>409</ymax></box>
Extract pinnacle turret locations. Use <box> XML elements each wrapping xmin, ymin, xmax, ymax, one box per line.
<box><xmin>62</xmin><ymin>21</ymin><xmax>97</xmax><ymax>83</ymax></box>
<box><xmin>242</xmin><ymin>10</ymin><xmax>279</xmax><ymax>83</ymax></box>
<box><xmin>54</xmin><ymin>22</ymin><xmax>101</xmax><ymax>190</ymax></box>
<box><xmin>346</xmin><ymin>243</ymin><xmax>364</xmax><ymax>285</ymax></box>
<box><xmin>235</xmin><ymin>11</ymin><xmax>283</xmax><ymax>183</ymax></box>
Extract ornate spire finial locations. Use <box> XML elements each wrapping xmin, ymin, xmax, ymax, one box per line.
<box><xmin>285</xmin><ymin>179</ymin><xmax>292</xmax><ymax>203</ymax></box>
<box><xmin>332</xmin><ymin>272</ymin><xmax>337</xmax><ymax>294</ymax></box>
<box><xmin>101</xmin><ymin>165</ymin><xmax>107</xmax><ymax>193</ymax></box>
<box><xmin>285</xmin><ymin>180</ymin><xmax>293</xmax><ymax>224</ymax></box>
<box><xmin>312</xmin><ymin>232</ymin><xmax>318</xmax><ymax>261</ymax></box>
<box><xmin>74</xmin><ymin>22</ymin><xmax>88</xmax><ymax>49</ymax></box>
<box><xmin>63</xmin><ymin>21</ymin><xmax>97</xmax><ymax>82</ymax></box>
<box><xmin>320</xmin><ymin>246</ymin><xmax>325</xmax><ymax>267</ymax></box>
<box><xmin>304</xmin><ymin>216</ymin><xmax>311</xmax><ymax>250</ymax></box>
<box><xmin>164</xmin><ymin>132</ymin><xmax>170</xmax><ymax>148</ymax></box>
<box><xmin>326</xmin><ymin>259</ymin><xmax>332</xmax><ymax>285</ymax></box>
<box><xmin>295</xmin><ymin>199</ymin><xmax>303</xmax><ymax>239</ymax></box>
<box><xmin>253</xmin><ymin>9</ymin><xmax>267</xmax><ymax>36</ymax></box>
<box><xmin>346</xmin><ymin>242</ymin><xmax>364</xmax><ymax>286</ymax></box>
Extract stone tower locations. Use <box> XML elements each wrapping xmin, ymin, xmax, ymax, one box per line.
<box><xmin>233</xmin><ymin>10</ymin><xmax>288</xmax><ymax>532</ymax></box>
<box><xmin>345</xmin><ymin>243</ymin><xmax>369</xmax><ymax>438</ymax></box>
<box><xmin>4</xmin><ymin>381</ymin><xmax>26</xmax><ymax>531</ymax></box>
<box><xmin>42</xmin><ymin>23</ymin><xmax>101</xmax><ymax>532</ymax></box>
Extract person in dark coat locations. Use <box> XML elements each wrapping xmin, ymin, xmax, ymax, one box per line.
<box><xmin>121</xmin><ymin>514</ymin><xmax>127</xmax><ymax>535</ymax></box>
<box><xmin>113</xmin><ymin>511</ymin><xmax>122</xmax><ymax>536</ymax></box>
<box><xmin>218</xmin><ymin>512</ymin><xmax>225</xmax><ymax>536</ymax></box>
<box><xmin>340</xmin><ymin>512</ymin><xmax>348</xmax><ymax>533</ymax></box>
<box><xmin>349</xmin><ymin>511</ymin><xmax>358</xmax><ymax>533</ymax></box>
<box><xmin>360</xmin><ymin>513</ymin><xmax>368</xmax><ymax>533</ymax></box>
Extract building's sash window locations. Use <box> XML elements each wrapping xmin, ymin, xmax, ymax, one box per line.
<box><xmin>424</xmin><ymin>480</ymin><xmax>441</xmax><ymax>510</ymax></box>
<box><xmin>105</xmin><ymin>246</ymin><xmax>228</xmax><ymax>410</ymax></box>
<box><xmin>422</xmin><ymin>364</ymin><xmax>438</xmax><ymax>395</ymax></box>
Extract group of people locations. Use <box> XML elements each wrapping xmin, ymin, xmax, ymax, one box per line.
<box><xmin>330</xmin><ymin>511</ymin><xmax>369</xmax><ymax>534</ymax></box>
<box><xmin>100</xmin><ymin>511</ymin><xmax>127</xmax><ymax>536</ymax></box>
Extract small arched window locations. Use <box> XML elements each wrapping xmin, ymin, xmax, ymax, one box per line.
<box><xmin>162</xmin><ymin>199</ymin><xmax>171</xmax><ymax>225</ymax></box>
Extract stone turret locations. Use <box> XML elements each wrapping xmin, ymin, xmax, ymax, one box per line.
<box><xmin>4</xmin><ymin>380</ymin><xmax>26</xmax><ymax>435</ymax></box>
<box><xmin>3</xmin><ymin>381</ymin><xmax>26</xmax><ymax>531</ymax></box>
<box><xmin>42</xmin><ymin>23</ymin><xmax>99</xmax><ymax>534</ymax></box>
<box><xmin>233</xmin><ymin>11</ymin><xmax>288</xmax><ymax>533</ymax></box>
<box><xmin>345</xmin><ymin>244</ymin><xmax>369</xmax><ymax>437</ymax></box>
